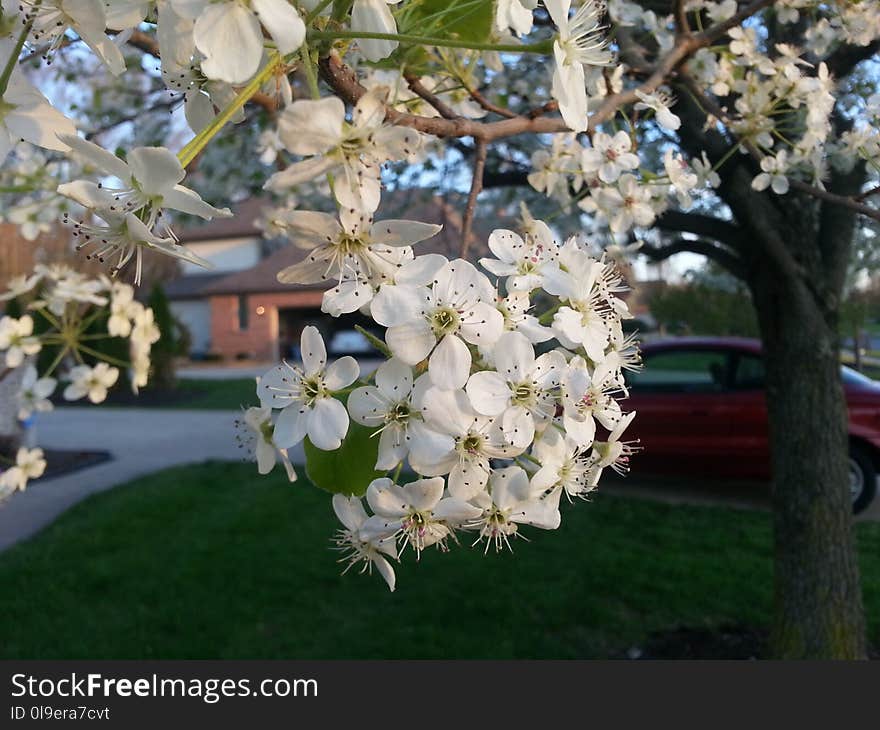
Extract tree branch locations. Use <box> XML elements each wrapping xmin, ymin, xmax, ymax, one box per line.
<box><xmin>640</xmin><ymin>238</ymin><xmax>746</xmax><ymax>277</ymax></box>
<box><xmin>317</xmin><ymin>0</ymin><xmax>773</xmax><ymax>147</ymax></box>
<box><xmin>405</xmin><ymin>74</ymin><xmax>460</xmax><ymax>120</ymax></box>
<box><xmin>655</xmin><ymin>209</ymin><xmax>745</xmax><ymax>251</ymax></box>
<box><xmin>460</xmin><ymin>139</ymin><xmax>488</xmax><ymax>259</ymax></box>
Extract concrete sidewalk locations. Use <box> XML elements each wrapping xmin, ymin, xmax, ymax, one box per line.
<box><xmin>0</xmin><ymin>408</ymin><xmax>304</xmax><ymax>551</ymax></box>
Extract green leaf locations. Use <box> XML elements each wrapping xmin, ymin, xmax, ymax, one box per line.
<box><xmin>304</xmin><ymin>419</ymin><xmax>385</xmax><ymax>497</ymax></box>
<box><xmin>398</xmin><ymin>0</ymin><xmax>495</xmax><ymax>45</ymax></box>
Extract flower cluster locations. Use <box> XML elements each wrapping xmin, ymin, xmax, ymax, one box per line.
<box><xmin>251</xmin><ymin>214</ymin><xmax>638</xmax><ymax>591</ymax></box>
<box><xmin>0</xmin><ymin>266</ymin><xmax>160</xmax><ymax>494</ymax></box>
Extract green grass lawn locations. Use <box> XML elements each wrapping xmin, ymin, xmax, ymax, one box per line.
<box><xmin>1</xmin><ymin>462</ymin><xmax>878</xmax><ymax>659</ymax></box>
<box><xmin>162</xmin><ymin>378</ymin><xmax>258</xmax><ymax>409</ymax></box>
<box><xmin>61</xmin><ymin>378</ymin><xmax>261</xmax><ymax>411</ymax></box>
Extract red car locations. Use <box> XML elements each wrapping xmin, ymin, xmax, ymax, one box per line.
<box><xmin>625</xmin><ymin>337</ymin><xmax>880</xmax><ymax>513</ymax></box>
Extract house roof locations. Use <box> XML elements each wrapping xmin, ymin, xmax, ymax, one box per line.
<box><xmin>201</xmin><ymin>247</ymin><xmax>329</xmax><ymax>296</ymax></box>
<box><xmin>164</xmin><ymin>273</ymin><xmax>231</xmax><ymax>300</ymax></box>
<box><xmin>175</xmin><ymin>197</ymin><xmax>265</xmax><ymax>242</ymax></box>
<box><xmin>174</xmin><ymin>191</ymin><xmax>503</xmax><ymax>297</ymax></box>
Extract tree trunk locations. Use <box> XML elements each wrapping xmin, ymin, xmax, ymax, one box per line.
<box><xmin>749</xmin><ymin>260</ymin><xmax>867</xmax><ymax>659</ymax></box>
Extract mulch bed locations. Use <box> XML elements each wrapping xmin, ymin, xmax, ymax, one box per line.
<box><xmin>615</xmin><ymin>625</ymin><xmax>878</xmax><ymax>659</ymax></box>
<box><xmin>36</xmin><ymin>449</ymin><xmax>112</xmax><ymax>481</ymax></box>
<box><xmin>619</xmin><ymin>625</ymin><xmax>768</xmax><ymax>659</ymax></box>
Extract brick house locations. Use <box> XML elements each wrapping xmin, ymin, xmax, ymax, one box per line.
<box><xmin>168</xmin><ymin>194</ymin><xmax>493</xmax><ymax>362</ymax></box>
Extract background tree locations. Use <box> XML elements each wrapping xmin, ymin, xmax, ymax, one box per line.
<box><xmin>145</xmin><ymin>284</ymin><xmax>188</xmax><ymax>391</ymax></box>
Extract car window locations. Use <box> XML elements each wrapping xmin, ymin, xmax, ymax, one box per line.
<box><xmin>841</xmin><ymin>365</ymin><xmax>877</xmax><ymax>385</ymax></box>
<box><xmin>733</xmin><ymin>353</ymin><xmax>765</xmax><ymax>390</ymax></box>
<box><xmin>628</xmin><ymin>350</ymin><xmax>731</xmax><ymax>393</ymax></box>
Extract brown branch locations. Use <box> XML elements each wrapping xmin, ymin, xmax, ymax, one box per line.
<box><xmin>655</xmin><ymin>210</ymin><xmax>746</xmax><ymax>252</ymax></box>
<box><xmin>673</xmin><ymin>0</ymin><xmax>691</xmax><ymax>36</ymax></box>
<box><xmin>465</xmin><ymin>85</ymin><xmax>518</xmax><ymax>119</ymax></box>
<box><xmin>694</xmin><ymin>0</ymin><xmax>776</xmax><ymax>45</ymax></box>
<box><xmin>640</xmin><ymin>238</ymin><xmax>746</xmax><ymax>277</ymax></box>
<box><xmin>855</xmin><ymin>184</ymin><xmax>880</xmax><ymax>202</ymax></box>
<box><xmin>404</xmin><ymin>75</ymin><xmax>459</xmax><ymax>120</ymax></box>
<box><xmin>460</xmin><ymin>140</ymin><xmax>488</xmax><ymax>259</ymax></box>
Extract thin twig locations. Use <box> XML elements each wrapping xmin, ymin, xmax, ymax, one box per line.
<box><xmin>855</xmin><ymin>184</ymin><xmax>880</xmax><ymax>202</ymax></box>
<box><xmin>673</xmin><ymin>0</ymin><xmax>691</xmax><ymax>36</ymax></box>
<box><xmin>317</xmin><ymin>0</ymin><xmax>776</xmax><ymax>144</ymax></box>
<box><xmin>404</xmin><ymin>74</ymin><xmax>460</xmax><ymax>120</ymax></box>
<box><xmin>465</xmin><ymin>85</ymin><xmax>518</xmax><ymax>119</ymax></box>
<box><xmin>460</xmin><ymin>139</ymin><xmax>487</xmax><ymax>259</ymax></box>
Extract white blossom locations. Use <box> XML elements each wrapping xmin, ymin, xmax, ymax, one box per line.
<box><xmin>258</xmin><ymin>326</ymin><xmax>359</xmax><ymax>451</ymax></box>
<box><xmin>371</xmin><ymin>259</ymin><xmax>504</xmax><ymax>390</ymax></box>
<box><xmin>0</xmin><ymin>315</ymin><xmax>41</xmax><ymax>368</ymax></box>
<box><xmin>0</xmin><ymin>447</ymin><xmax>47</xmax><ymax>496</ymax></box>
<box><xmin>545</xmin><ymin>0</ymin><xmax>612</xmax><ymax>132</ymax></box>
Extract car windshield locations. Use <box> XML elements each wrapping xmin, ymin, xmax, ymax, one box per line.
<box><xmin>841</xmin><ymin>365</ymin><xmax>877</xmax><ymax>386</ymax></box>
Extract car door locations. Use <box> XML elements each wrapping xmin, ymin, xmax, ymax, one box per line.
<box><xmin>723</xmin><ymin>352</ymin><xmax>772</xmax><ymax>479</ymax></box>
<box><xmin>626</xmin><ymin>347</ymin><xmax>737</xmax><ymax>475</ymax></box>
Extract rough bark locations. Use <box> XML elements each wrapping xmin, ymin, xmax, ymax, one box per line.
<box><xmin>668</xmin><ymin>74</ymin><xmax>870</xmax><ymax>658</ymax></box>
<box><xmin>748</xmin><ymin>251</ymin><xmax>866</xmax><ymax>659</ymax></box>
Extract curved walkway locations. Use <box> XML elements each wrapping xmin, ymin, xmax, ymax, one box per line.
<box><xmin>0</xmin><ymin>408</ymin><xmax>304</xmax><ymax>551</ymax></box>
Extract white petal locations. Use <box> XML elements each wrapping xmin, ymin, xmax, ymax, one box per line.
<box><xmin>56</xmin><ymin>133</ymin><xmax>130</xmax><ymax>180</ymax></box>
<box><xmin>278</xmin><ymin>96</ymin><xmax>345</xmax><ymax>155</ymax></box>
<box><xmin>428</xmin><ymin>334</ymin><xmax>471</xmax><ymax>390</ymax></box>
<box><xmin>300</xmin><ymin>326</ymin><xmax>327</xmax><ymax>375</ymax></box>
<box><xmin>308</xmin><ymin>397</ymin><xmax>349</xmax><ymax>450</ymax></box>
<box><xmin>373</xmin><ymin>554</ymin><xmax>396</xmax><ymax>592</ymax></box>
<box><xmin>252</xmin><ymin>0</ymin><xmax>305</xmax><ymax>54</ymax></box>
<box><xmin>385</xmin><ymin>320</ymin><xmax>435</xmax><ymax>365</ymax></box>
<box><xmin>406</xmin><ymin>421</ymin><xmax>456</xmax><ymax>473</ymax></box>
<box><xmin>273</xmin><ymin>404</ymin><xmax>309</xmax><ymax>448</ymax></box>
<box><xmin>395</xmin><ymin>254</ymin><xmax>447</xmax><ymax>286</ymax></box>
<box><xmin>375</xmin><ymin>358</ymin><xmax>413</xmax><ymax>398</ymax></box>
<box><xmin>256</xmin><ymin>441</ymin><xmax>276</xmax><ymax>475</ymax></box>
<box><xmin>420</xmin><ymin>387</ymin><xmax>474</xmax><ymax>436</ymax></box>
<box><xmin>324</xmin><ymin>356</ymin><xmax>359</xmax><ymax>390</ymax></box>
<box><xmin>492</xmin><ymin>330</ymin><xmax>534</xmax><ymax>381</ymax></box>
<box><xmin>195</xmin><ymin>2</ymin><xmax>263</xmax><ymax>84</ymax></box>
<box><xmin>370</xmin><ymin>284</ymin><xmax>425</xmax><ymax>327</ymax></box>
<box><xmin>465</xmin><ymin>371</ymin><xmax>510</xmax><ymax>416</ymax></box>
<box><xmin>333</xmin><ymin>493</ymin><xmax>368</xmax><ymax>531</ymax></box>
<box><xmin>371</xmin><ymin>219</ymin><xmax>443</xmax><ymax>247</ymax></box>
<box><xmin>264</xmin><ymin>156</ymin><xmax>339</xmax><ymax>192</ymax></box>
<box><xmin>433</xmin><ymin>497</ymin><xmax>482</xmax><ymax>524</ymax></box>
<box><xmin>487</xmin><ymin>229</ymin><xmax>524</xmax><ymax>264</ymax></box>
<box><xmin>351</xmin><ymin>0</ymin><xmax>399</xmax><ymax>61</ymax></box>
<box><xmin>403</xmin><ymin>477</ymin><xmax>445</xmax><ymax>511</ymax></box>
<box><xmin>163</xmin><ymin>186</ymin><xmax>231</xmax><ymax>220</ymax></box>
<box><xmin>458</xmin><ymin>302</ymin><xmax>504</xmax><ymax>347</ymax></box>
<box><xmin>366</xmin><ymin>478</ymin><xmax>409</xmax><ymax>518</ymax></box>
<box><xmin>448</xmin><ymin>462</ymin><xmax>489</xmax><ymax>501</ymax></box>
<box><xmin>563</xmin><ymin>413</ymin><xmax>596</xmax><ymax>447</ymax></box>
<box><xmin>347</xmin><ymin>386</ymin><xmax>385</xmax><ymax>426</ymax></box>
<box><xmin>376</xmin><ymin>425</ymin><xmax>407</xmax><ymax>470</ymax></box>
<box><xmin>544</xmin><ymin>0</ymin><xmax>571</xmax><ymax>27</ymax></box>
<box><xmin>502</xmin><ymin>405</ymin><xmax>534</xmax><ymax>450</ymax></box>
<box><xmin>127</xmin><ymin>147</ymin><xmax>185</xmax><ymax>195</ymax></box>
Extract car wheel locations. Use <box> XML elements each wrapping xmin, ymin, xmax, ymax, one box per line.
<box><xmin>849</xmin><ymin>445</ymin><xmax>877</xmax><ymax>515</ymax></box>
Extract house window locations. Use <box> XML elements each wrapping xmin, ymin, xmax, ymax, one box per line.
<box><xmin>237</xmin><ymin>295</ymin><xmax>249</xmax><ymax>331</ymax></box>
